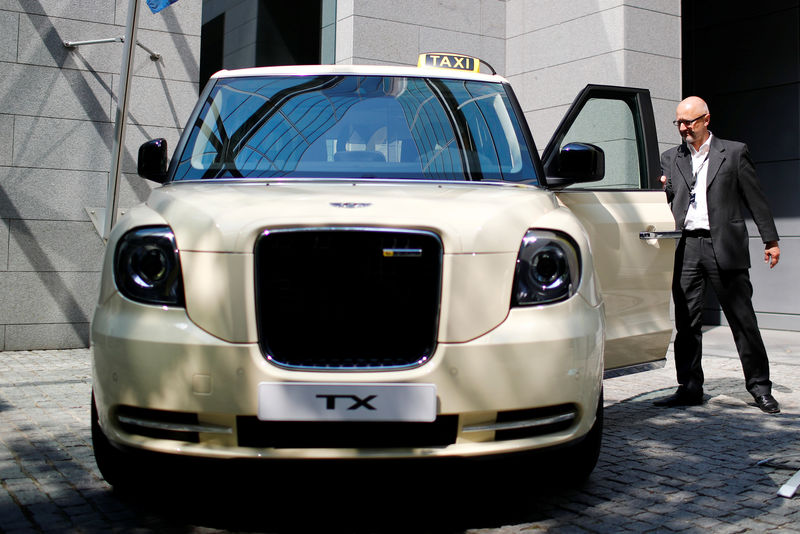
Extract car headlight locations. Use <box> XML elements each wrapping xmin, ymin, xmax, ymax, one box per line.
<box><xmin>114</xmin><ymin>226</ymin><xmax>185</xmax><ymax>306</ymax></box>
<box><xmin>512</xmin><ymin>230</ymin><xmax>581</xmax><ymax>306</ymax></box>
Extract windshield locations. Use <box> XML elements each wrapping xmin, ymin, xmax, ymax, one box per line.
<box><xmin>173</xmin><ymin>75</ymin><xmax>538</xmax><ymax>183</ymax></box>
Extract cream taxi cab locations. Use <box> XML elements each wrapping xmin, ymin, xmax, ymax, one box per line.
<box><xmin>91</xmin><ymin>54</ymin><xmax>676</xmax><ymax>488</ymax></box>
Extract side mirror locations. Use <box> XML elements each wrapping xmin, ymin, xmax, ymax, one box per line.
<box><xmin>546</xmin><ymin>142</ymin><xmax>604</xmax><ymax>189</ymax></box>
<box><xmin>138</xmin><ymin>139</ymin><xmax>169</xmax><ymax>183</ymax></box>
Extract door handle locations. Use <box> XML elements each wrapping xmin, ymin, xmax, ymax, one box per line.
<box><xmin>639</xmin><ymin>231</ymin><xmax>683</xmax><ymax>240</ymax></box>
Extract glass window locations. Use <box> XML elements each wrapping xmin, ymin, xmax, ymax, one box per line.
<box><xmin>173</xmin><ymin>75</ymin><xmax>538</xmax><ymax>183</ymax></box>
<box><xmin>559</xmin><ymin>98</ymin><xmax>642</xmax><ymax>190</ymax></box>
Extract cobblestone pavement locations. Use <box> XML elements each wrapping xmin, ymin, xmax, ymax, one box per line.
<box><xmin>1</xmin><ymin>326</ymin><xmax>799</xmax><ymax>533</ymax></box>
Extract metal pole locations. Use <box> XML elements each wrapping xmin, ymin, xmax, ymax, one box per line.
<box><xmin>103</xmin><ymin>0</ymin><xmax>140</xmax><ymax>240</ymax></box>
<box><xmin>135</xmin><ymin>40</ymin><xmax>161</xmax><ymax>61</ymax></box>
<box><xmin>63</xmin><ymin>37</ymin><xmax>159</xmax><ymax>60</ymax></box>
<box><xmin>63</xmin><ymin>37</ymin><xmax>124</xmax><ymax>47</ymax></box>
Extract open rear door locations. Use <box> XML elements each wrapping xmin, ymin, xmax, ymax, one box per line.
<box><xmin>543</xmin><ymin>85</ymin><xmax>678</xmax><ymax>377</ymax></box>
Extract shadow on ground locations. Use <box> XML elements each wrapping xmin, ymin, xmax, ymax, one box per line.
<box><xmin>110</xmin><ymin>455</ymin><xmax>563</xmax><ymax>533</ymax></box>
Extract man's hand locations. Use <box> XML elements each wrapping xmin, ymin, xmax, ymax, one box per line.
<box><xmin>660</xmin><ymin>175</ymin><xmax>667</xmax><ymax>189</ymax></box>
<box><xmin>764</xmin><ymin>241</ymin><xmax>780</xmax><ymax>268</ymax></box>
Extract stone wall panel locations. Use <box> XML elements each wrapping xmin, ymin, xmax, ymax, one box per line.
<box><xmin>7</xmin><ymin>219</ymin><xmax>104</xmax><ymax>272</ymax></box>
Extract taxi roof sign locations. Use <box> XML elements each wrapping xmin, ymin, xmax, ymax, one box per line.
<box><xmin>418</xmin><ymin>53</ymin><xmax>481</xmax><ymax>73</ymax></box>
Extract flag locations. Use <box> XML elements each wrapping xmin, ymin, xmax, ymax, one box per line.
<box><xmin>146</xmin><ymin>0</ymin><xmax>178</xmax><ymax>13</ymax></box>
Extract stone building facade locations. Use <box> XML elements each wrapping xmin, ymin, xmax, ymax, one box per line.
<box><xmin>1</xmin><ymin>1</ymin><xmax>796</xmax><ymax>350</ymax></box>
<box><xmin>0</xmin><ymin>1</ymin><xmax>200</xmax><ymax>349</ymax></box>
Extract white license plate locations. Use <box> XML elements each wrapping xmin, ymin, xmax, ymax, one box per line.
<box><xmin>257</xmin><ymin>382</ymin><xmax>437</xmax><ymax>422</ymax></box>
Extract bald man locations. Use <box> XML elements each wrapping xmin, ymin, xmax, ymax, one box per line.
<box><xmin>656</xmin><ymin>96</ymin><xmax>781</xmax><ymax>414</ymax></box>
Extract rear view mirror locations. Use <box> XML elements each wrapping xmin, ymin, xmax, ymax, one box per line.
<box><xmin>138</xmin><ymin>139</ymin><xmax>169</xmax><ymax>183</ymax></box>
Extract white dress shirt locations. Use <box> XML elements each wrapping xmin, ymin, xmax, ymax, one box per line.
<box><xmin>683</xmin><ymin>133</ymin><xmax>712</xmax><ymax>231</ymax></box>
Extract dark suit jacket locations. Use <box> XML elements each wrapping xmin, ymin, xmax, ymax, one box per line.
<box><xmin>661</xmin><ymin>136</ymin><xmax>779</xmax><ymax>270</ymax></box>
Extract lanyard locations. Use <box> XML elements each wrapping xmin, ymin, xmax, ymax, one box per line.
<box><xmin>690</xmin><ymin>152</ymin><xmax>709</xmax><ymax>204</ymax></box>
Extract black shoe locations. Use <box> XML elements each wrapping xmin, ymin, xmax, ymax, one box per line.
<box><xmin>653</xmin><ymin>388</ymin><xmax>703</xmax><ymax>407</ymax></box>
<box><xmin>754</xmin><ymin>394</ymin><xmax>780</xmax><ymax>414</ymax></box>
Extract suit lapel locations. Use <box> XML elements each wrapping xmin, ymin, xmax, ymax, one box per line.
<box><xmin>675</xmin><ymin>144</ymin><xmax>693</xmax><ymax>189</ymax></box>
<box><xmin>706</xmin><ymin>136</ymin><xmax>725</xmax><ymax>189</ymax></box>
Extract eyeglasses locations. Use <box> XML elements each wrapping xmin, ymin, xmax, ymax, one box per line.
<box><xmin>673</xmin><ymin>114</ymin><xmax>707</xmax><ymax>128</ymax></box>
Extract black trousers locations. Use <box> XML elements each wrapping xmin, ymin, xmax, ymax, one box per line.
<box><xmin>672</xmin><ymin>232</ymin><xmax>772</xmax><ymax>397</ymax></box>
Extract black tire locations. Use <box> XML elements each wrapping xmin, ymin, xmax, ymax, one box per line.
<box><xmin>532</xmin><ymin>390</ymin><xmax>603</xmax><ymax>487</ymax></box>
<box><xmin>91</xmin><ymin>391</ymin><xmax>138</xmax><ymax>490</ymax></box>
<box><xmin>561</xmin><ymin>389</ymin><xmax>603</xmax><ymax>483</ymax></box>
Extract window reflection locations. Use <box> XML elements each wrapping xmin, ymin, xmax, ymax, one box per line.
<box><xmin>174</xmin><ymin>75</ymin><xmax>537</xmax><ymax>183</ymax></box>
<box><xmin>559</xmin><ymin>98</ymin><xmax>641</xmax><ymax>190</ymax></box>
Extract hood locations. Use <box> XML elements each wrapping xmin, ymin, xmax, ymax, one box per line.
<box><xmin>146</xmin><ymin>180</ymin><xmax>559</xmax><ymax>253</ymax></box>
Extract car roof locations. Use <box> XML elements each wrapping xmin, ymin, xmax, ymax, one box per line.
<box><xmin>210</xmin><ymin>64</ymin><xmax>508</xmax><ymax>84</ymax></box>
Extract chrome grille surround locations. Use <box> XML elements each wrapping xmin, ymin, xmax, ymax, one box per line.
<box><xmin>254</xmin><ymin>227</ymin><xmax>443</xmax><ymax>370</ymax></box>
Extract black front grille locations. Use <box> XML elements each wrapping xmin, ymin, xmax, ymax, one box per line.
<box><xmin>254</xmin><ymin>228</ymin><xmax>442</xmax><ymax>369</ymax></box>
<box><xmin>237</xmin><ymin>416</ymin><xmax>458</xmax><ymax>448</ymax></box>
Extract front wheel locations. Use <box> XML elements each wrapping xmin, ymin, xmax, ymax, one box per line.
<box><xmin>559</xmin><ymin>389</ymin><xmax>603</xmax><ymax>483</ymax></box>
<box><xmin>530</xmin><ymin>390</ymin><xmax>603</xmax><ymax>486</ymax></box>
<box><xmin>91</xmin><ymin>391</ymin><xmax>139</xmax><ymax>490</ymax></box>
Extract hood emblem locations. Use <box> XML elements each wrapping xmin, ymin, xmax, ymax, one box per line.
<box><xmin>330</xmin><ymin>202</ymin><xmax>371</xmax><ymax>209</ymax></box>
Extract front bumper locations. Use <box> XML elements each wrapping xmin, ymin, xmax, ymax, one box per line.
<box><xmin>91</xmin><ymin>291</ymin><xmax>604</xmax><ymax>460</ymax></box>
